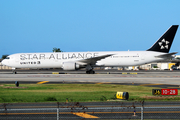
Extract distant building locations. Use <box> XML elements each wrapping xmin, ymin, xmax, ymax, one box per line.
<box><xmin>175</xmin><ymin>55</ymin><xmax>180</xmax><ymax>59</ymax></box>
<box><xmin>0</xmin><ymin>62</ymin><xmax>12</xmax><ymax>69</ymax></box>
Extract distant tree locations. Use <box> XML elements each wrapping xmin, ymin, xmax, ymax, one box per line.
<box><xmin>53</xmin><ymin>48</ymin><xmax>62</xmax><ymax>52</ymax></box>
<box><xmin>153</xmin><ymin>66</ymin><xmax>158</xmax><ymax>68</ymax></box>
<box><xmin>2</xmin><ymin>55</ymin><xmax>9</xmax><ymax>59</ymax></box>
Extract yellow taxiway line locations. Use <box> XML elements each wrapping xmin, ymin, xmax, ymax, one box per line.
<box><xmin>73</xmin><ymin>112</ymin><xmax>99</xmax><ymax>118</ymax></box>
<box><xmin>140</xmin><ymin>83</ymin><xmax>164</xmax><ymax>86</ymax></box>
<box><xmin>37</xmin><ymin>81</ymin><xmax>49</xmax><ymax>84</ymax></box>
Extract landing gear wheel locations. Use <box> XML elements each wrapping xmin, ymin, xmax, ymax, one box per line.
<box><xmin>86</xmin><ymin>70</ymin><xmax>95</xmax><ymax>74</ymax></box>
<box><xmin>13</xmin><ymin>71</ymin><xmax>17</xmax><ymax>74</ymax></box>
<box><xmin>90</xmin><ymin>70</ymin><xmax>95</xmax><ymax>74</ymax></box>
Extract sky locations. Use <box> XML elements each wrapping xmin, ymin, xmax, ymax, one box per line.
<box><xmin>1</xmin><ymin>0</ymin><xmax>180</xmax><ymax>57</ymax></box>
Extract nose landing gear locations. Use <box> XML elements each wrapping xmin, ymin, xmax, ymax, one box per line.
<box><xmin>12</xmin><ymin>68</ymin><xmax>17</xmax><ymax>74</ymax></box>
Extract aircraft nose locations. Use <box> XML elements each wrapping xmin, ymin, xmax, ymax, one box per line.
<box><xmin>1</xmin><ymin>59</ymin><xmax>7</xmax><ymax>66</ymax></box>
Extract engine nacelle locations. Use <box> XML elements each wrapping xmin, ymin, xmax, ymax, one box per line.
<box><xmin>62</xmin><ymin>62</ymin><xmax>80</xmax><ymax>70</ymax></box>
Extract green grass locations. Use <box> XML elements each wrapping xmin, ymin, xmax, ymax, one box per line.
<box><xmin>0</xmin><ymin>84</ymin><xmax>180</xmax><ymax>103</ymax></box>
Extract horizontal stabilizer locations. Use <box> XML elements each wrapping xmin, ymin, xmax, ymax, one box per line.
<box><xmin>155</xmin><ymin>52</ymin><xmax>178</xmax><ymax>58</ymax></box>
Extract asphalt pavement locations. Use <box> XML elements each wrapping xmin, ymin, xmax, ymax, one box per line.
<box><xmin>1</xmin><ymin>101</ymin><xmax>180</xmax><ymax>119</ymax></box>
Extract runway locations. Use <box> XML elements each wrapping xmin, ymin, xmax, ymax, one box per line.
<box><xmin>0</xmin><ymin>70</ymin><xmax>180</xmax><ymax>86</ymax></box>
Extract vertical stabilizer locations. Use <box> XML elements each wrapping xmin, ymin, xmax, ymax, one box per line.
<box><xmin>147</xmin><ymin>25</ymin><xmax>178</xmax><ymax>53</ymax></box>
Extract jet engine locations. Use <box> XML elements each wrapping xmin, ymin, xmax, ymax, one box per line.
<box><xmin>62</xmin><ymin>62</ymin><xmax>80</xmax><ymax>70</ymax></box>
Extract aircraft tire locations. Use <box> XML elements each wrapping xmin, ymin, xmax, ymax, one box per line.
<box><xmin>90</xmin><ymin>70</ymin><xmax>95</xmax><ymax>74</ymax></box>
<box><xmin>86</xmin><ymin>70</ymin><xmax>95</xmax><ymax>74</ymax></box>
<box><xmin>13</xmin><ymin>71</ymin><xmax>17</xmax><ymax>74</ymax></box>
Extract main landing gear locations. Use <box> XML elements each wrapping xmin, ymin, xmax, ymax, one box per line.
<box><xmin>86</xmin><ymin>70</ymin><xmax>95</xmax><ymax>74</ymax></box>
<box><xmin>86</xmin><ymin>65</ymin><xmax>95</xmax><ymax>74</ymax></box>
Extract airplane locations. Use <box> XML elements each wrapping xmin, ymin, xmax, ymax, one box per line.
<box><xmin>1</xmin><ymin>25</ymin><xmax>179</xmax><ymax>74</ymax></box>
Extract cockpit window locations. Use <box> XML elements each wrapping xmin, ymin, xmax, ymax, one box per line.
<box><xmin>5</xmin><ymin>56</ymin><xmax>10</xmax><ymax>59</ymax></box>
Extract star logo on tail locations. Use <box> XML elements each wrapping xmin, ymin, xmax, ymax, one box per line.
<box><xmin>158</xmin><ymin>39</ymin><xmax>169</xmax><ymax>49</ymax></box>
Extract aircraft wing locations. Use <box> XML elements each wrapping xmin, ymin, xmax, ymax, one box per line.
<box><xmin>76</xmin><ymin>54</ymin><xmax>113</xmax><ymax>65</ymax></box>
<box><xmin>155</xmin><ymin>52</ymin><xmax>178</xmax><ymax>58</ymax></box>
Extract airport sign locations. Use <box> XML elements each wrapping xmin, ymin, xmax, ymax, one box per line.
<box><xmin>152</xmin><ymin>89</ymin><xmax>178</xmax><ymax>95</ymax></box>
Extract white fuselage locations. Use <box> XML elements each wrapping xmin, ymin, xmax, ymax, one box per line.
<box><xmin>2</xmin><ymin>51</ymin><xmax>167</xmax><ymax>69</ymax></box>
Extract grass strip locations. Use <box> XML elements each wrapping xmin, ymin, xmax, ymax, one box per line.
<box><xmin>0</xmin><ymin>84</ymin><xmax>180</xmax><ymax>103</ymax></box>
